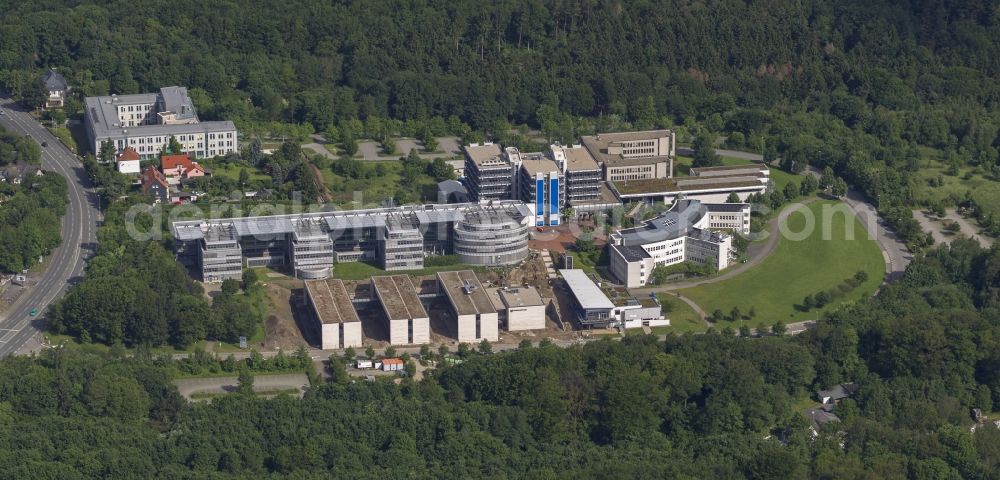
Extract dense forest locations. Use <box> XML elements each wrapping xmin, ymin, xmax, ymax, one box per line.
<box><xmin>1</xmin><ymin>2</ymin><xmax>999</xmax><ymax>476</ymax></box>
<box><xmin>0</xmin><ymin>124</ymin><xmax>41</xmax><ymax>166</ymax></box>
<box><xmin>47</xmin><ymin>189</ymin><xmax>264</xmax><ymax>347</ymax></box>
<box><xmin>0</xmin><ymin>169</ymin><xmax>66</xmax><ymax>273</ymax></box>
<box><xmin>3</xmin><ymin>241</ymin><xmax>1000</xmax><ymax>477</ymax></box>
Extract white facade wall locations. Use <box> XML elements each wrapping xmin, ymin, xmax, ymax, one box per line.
<box><xmin>479</xmin><ymin>312</ymin><xmax>499</xmax><ymax>341</ymax></box>
<box><xmin>623</xmin><ymin>317</ymin><xmax>670</xmax><ymax>329</ymax></box>
<box><xmin>388</xmin><ymin>319</ymin><xmax>409</xmax><ymax>345</ymax></box>
<box><xmin>610</xmin><ymin>234</ymin><xmax>730</xmax><ymax>288</ymax></box>
<box><xmin>616</xmin><ymin>305</ymin><xmax>667</xmax><ymax>327</ymax></box>
<box><xmin>116</xmin><ymin>102</ymin><xmax>157</xmax><ymax>127</ymax></box>
<box><xmin>638</xmin><ymin>185</ymin><xmax>766</xmax><ymax>205</ymax></box>
<box><xmin>506</xmin><ymin>305</ymin><xmax>546</xmax><ymax>330</ymax></box>
<box><xmin>205</xmin><ymin>131</ymin><xmax>238</xmax><ymax>157</ymax></box>
<box><xmin>686</xmin><ymin>235</ymin><xmax>731</xmax><ymax>270</ymax></box>
<box><xmin>609</xmin><ymin>245</ymin><xmax>655</xmax><ymax>289</ymax></box>
<box><xmin>410</xmin><ymin>317</ymin><xmax>430</xmax><ymax>344</ymax></box>
<box><xmin>117</xmin><ymin>160</ymin><xmax>141</xmax><ymax>174</ymax></box>
<box><xmin>95</xmin><ymin>129</ymin><xmax>237</xmax><ymax>160</ymax></box>
<box><xmin>320</xmin><ymin>323</ymin><xmax>340</xmax><ymax>350</ymax></box>
<box><xmin>643</xmin><ymin>237</ymin><xmax>687</xmax><ymax>267</ymax></box>
<box><xmin>456</xmin><ymin>314</ymin><xmax>477</xmax><ymax>342</ymax></box>
<box><xmin>708</xmin><ymin>211</ymin><xmax>751</xmax><ymax>234</ymax></box>
<box><xmin>342</xmin><ymin>322</ymin><xmax>363</xmax><ymax>348</ymax></box>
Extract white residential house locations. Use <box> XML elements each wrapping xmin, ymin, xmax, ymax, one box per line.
<box><xmin>41</xmin><ymin>70</ymin><xmax>69</xmax><ymax>109</ymax></box>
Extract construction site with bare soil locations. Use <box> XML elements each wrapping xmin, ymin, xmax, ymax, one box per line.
<box><xmin>213</xmin><ymin>246</ymin><xmax>620</xmax><ymax>354</ymax></box>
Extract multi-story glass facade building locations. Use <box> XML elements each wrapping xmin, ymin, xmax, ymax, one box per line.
<box><xmin>173</xmin><ymin>201</ymin><xmax>534</xmax><ymax>281</ymax></box>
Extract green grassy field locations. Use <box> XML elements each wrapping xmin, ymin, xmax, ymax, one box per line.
<box><xmin>320</xmin><ymin>161</ymin><xmax>440</xmax><ymax>206</ymax></box>
<box><xmin>909</xmin><ymin>151</ymin><xmax>1000</xmax><ymax>227</ymax></box>
<box><xmin>44</xmin><ymin>321</ymin><xmax>266</xmax><ymax>355</ymax></box>
<box><xmin>330</xmin><ymin>260</ymin><xmax>483</xmax><ymax>281</ymax></box>
<box><xmin>46</xmin><ymin>126</ymin><xmax>78</xmax><ymax>154</ymax></box>
<box><xmin>678</xmin><ymin>200</ymin><xmax>884</xmax><ymax>329</ymax></box>
<box><xmin>200</xmin><ymin>161</ymin><xmax>271</xmax><ymax>182</ymax></box>
<box><xmin>654</xmin><ymin>293</ymin><xmax>708</xmax><ymax>334</ymax></box>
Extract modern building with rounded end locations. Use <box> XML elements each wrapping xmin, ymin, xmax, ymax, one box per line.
<box><xmin>296</xmin><ymin>266</ymin><xmax>331</xmax><ymax>280</ymax></box>
<box><xmin>608</xmin><ymin>199</ymin><xmax>751</xmax><ymax>288</ymax></box>
<box><xmin>454</xmin><ymin>207</ymin><xmax>530</xmax><ymax>266</ymax></box>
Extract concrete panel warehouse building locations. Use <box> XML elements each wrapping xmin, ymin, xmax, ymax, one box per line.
<box><xmin>371</xmin><ymin>275</ymin><xmax>430</xmax><ymax>345</ymax></box>
<box><xmin>487</xmin><ymin>286</ymin><xmax>546</xmax><ymax>331</ymax></box>
<box><xmin>303</xmin><ymin>278</ymin><xmax>363</xmax><ymax>349</ymax></box>
<box><xmin>436</xmin><ymin>271</ymin><xmax>499</xmax><ymax>342</ymax></box>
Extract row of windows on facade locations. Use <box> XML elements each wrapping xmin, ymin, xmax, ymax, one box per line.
<box><xmin>620</xmin><ymin>140</ymin><xmax>656</xmax><ymax>148</ymax></box>
<box><xmin>622</xmin><ymin>147</ymin><xmax>656</xmax><ymax>156</ymax></box>
<box><xmin>118</xmin><ymin>104</ymin><xmax>153</xmax><ymax>113</ymax></box>
<box><xmin>612</xmin><ymin>165</ymin><xmax>654</xmax><ymax>174</ymax></box>
<box><xmin>651</xmin><ymin>255</ymin><xmax>683</xmax><ymax>268</ymax></box>
<box><xmin>646</xmin><ymin>240</ymin><xmax>683</xmax><ymax>252</ymax></box>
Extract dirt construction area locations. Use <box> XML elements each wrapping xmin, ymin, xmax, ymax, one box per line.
<box><xmin>228</xmin><ymin>252</ymin><xmax>605</xmax><ymax>353</ymax></box>
<box><xmin>264</xmin><ymin>280</ymin><xmax>313</xmax><ymax>350</ymax></box>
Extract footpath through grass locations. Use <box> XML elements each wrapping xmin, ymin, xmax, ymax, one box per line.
<box><xmin>654</xmin><ymin>294</ymin><xmax>708</xmax><ymax>334</ymax></box>
<box><xmin>678</xmin><ymin>200</ymin><xmax>884</xmax><ymax>329</ymax></box>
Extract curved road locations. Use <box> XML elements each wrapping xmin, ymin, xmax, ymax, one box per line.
<box><xmin>631</xmin><ymin>160</ymin><xmax>912</xmax><ymax>332</ymax></box>
<box><xmin>0</xmin><ymin>98</ymin><xmax>99</xmax><ymax>356</ymax></box>
<box><xmin>632</xmin><ymin>199</ymin><xmax>820</xmax><ymax>296</ymax></box>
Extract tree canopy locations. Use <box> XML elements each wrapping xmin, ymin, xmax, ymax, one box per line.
<box><xmin>7</xmin><ymin>241</ymin><xmax>1000</xmax><ymax>478</ymax></box>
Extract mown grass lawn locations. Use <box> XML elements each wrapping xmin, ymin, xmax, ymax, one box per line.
<box><xmin>46</xmin><ymin>126</ymin><xmax>78</xmax><ymax>154</ymax></box>
<box><xmin>330</xmin><ymin>260</ymin><xmax>483</xmax><ymax>281</ymax></box>
<box><xmin>654</xmin><ymin>293</ymin><xmax>708</xmax><ymax>334</ymax></box>
<box><xmin>678</xmin><ymin>200</ymin><xmax>884</xmax><ymax>329</ymax></box>
<box><xmin>199</xmin><ymin>161</ymin><xmax>271</xmax><ymax>182</ymax></box>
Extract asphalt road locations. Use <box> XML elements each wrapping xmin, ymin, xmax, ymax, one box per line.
<box><xmin>0</xmin><ymin>98</ymin><xmax>100</xmax><ymax>356</ymax></box>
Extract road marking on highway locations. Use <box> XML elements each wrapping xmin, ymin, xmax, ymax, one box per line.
<box><xmin>0</xmin><ymin>104</ymin><xmax>97</xmax><ymax>355</ymax></box>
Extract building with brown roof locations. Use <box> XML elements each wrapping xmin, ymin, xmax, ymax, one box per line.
<box><xmin>608</xmin><ymin>172</ymin><xmax>767</xmax><ymax>205</ymax></box>
<box><xmin>487</xmin><ymin>285</ymin><xmax>546</xmax><ymax>331</ymax></box>
<box><xmin>580</xmin><ymin>130</ymin><xmax>675</xmax><ymax>182</ymax></box>
<box><xmin>371</xmin><ymin>275</ymin><xmax>430</xmax><ymax>345</ymax></box>
<box><xmin>141</xmin><ymin>165</ymin><xmax>170</xmax><ymax>203</ymax></box>
<box><xmin>304</xmin><ymin>278</ymin><xmax>363</xmax><ymax>349</ymax></box>
<box><xmin>436</xmin><ymin>270</ymin><xmax>499</xmax><ymax>342</ymax></box>
<box><xmin>116</xmin><ymin>147</ymin><xmax>141</xmax><ymax>174</ymax></box>
<box><xmin>161</xmin><ymin>153</ymin><xmax>205</xmax><ymax>180</ymax></box>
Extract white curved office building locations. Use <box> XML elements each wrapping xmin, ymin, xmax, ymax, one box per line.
<box><xmin>609</xmin><ymin>199</ymin><xmax>751</xmax><ymax>288</ymax></box>
<box><xmin>453</xmin><ymin>209</ymin><xmax>530</xmax><ymax>266</ymax></box>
